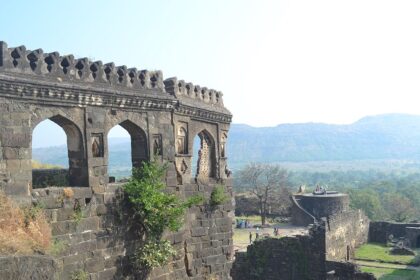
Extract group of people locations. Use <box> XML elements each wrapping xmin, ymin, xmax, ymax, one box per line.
<box><xmin>236</xmin><ymin>219</ymin><xmax>252</xmax><ymax>229</ymax></box>
<box><xmin>313</xmin><ymin>184</ymin><xmax>327</xmax><ymax>195</ymax></box>
<box><xmin>248</xmin><ymin>226</ymin><xmax>281</xmax><ymax>244</ymax></box>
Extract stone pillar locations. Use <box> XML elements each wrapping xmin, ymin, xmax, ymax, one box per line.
<box><xmin>0</xmin><ymin>100</ymin><xmax>32</xmax><ymax>203</ymax></box>
<box><xmin>85</xmin><ymin>108</ymin><xmax>108</xmax><ymax>191</ymax></box>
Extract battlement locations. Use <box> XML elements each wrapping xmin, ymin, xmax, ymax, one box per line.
<box><xmin>0</xmin><ymin>41</ymin><xmax>225</xmax><ymax>107</ymax></box>
<box><xmin>0</xmin><ymin>41</ymin><xmax>164</xmax><ymax>90</ymax></box>
<box><xmin>164</xmin><ymin>77</ymin><xmax>223</xmax><ymax>106</ymax></box>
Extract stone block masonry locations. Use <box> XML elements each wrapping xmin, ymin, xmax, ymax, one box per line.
<box><xmin>231</xmin><ymin>224</ymin><xmax>327</xmax><ymax>280</ymax></box>
<box><xmin>369</xmin><ymin>221</ymin><xmax>420</xmax><ymax>248</ymax></box>
<box><xmin>0</xmin><ymin>41</ymin><xmax>234</xmax><ymax>279</ymax></box>
<box><xmin>231</xmin><ymin>223</ymin><xmax>375</xmax><ymax>280</ymax></box>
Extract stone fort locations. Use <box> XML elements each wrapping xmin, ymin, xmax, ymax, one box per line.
<box><xmin>1</xmin><ymin>41</ymin><xmax>419</xmax><ymax>280</ymax></box>
<box><xmin>0</xmin><ymin>41</ymin><xmax>234</xmax><ymax>279</ymax></box>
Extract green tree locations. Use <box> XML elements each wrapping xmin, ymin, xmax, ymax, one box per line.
<box><xmin>237</xmin><ymin>163</ymin><xmax>288</xmax><ymax>225</ymax></box>
<box><xmin>348</xmin><ymin>189</ymin><xmax>386</xmax><ymax>220</ymax></box>
<box><xmin>382</xmin><ymin>193</ymin><xmax>416</xmax><ymax>222</ymax></box>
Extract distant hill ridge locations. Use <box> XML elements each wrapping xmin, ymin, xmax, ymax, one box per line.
<box><xmin>228</xmin><ymin>114</ymin><xmax>420</xmax><ymax>166</ymax></box>
<box><xmin>33</xmin><ymin>114</ymin><xmax>420</xmax><ymax>171</ymax></box>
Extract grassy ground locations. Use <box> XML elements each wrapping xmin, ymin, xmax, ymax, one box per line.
<box><xmin>360</xmin><ymin>266</ymin><xmax>420</xmax><ymax>280</ymax></box>
<box><xmin>355</xmin><ymin>243</ymin><xmax>419</xmax><ymax>265</ymax></box>
<box><xmin>356</xmin><ymin>243</ymin><xmax>420</xmax><ymax>280</ymax></box>
<box><xmin>235</xmin><ymin>215</ymin><xmax>262</xmax><ymax>223</ymax></box>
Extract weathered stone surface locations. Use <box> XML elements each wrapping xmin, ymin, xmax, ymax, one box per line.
<box><xmin>0</xmin><ymin>41</ymin><xmax>233</xmax><ymax>280</ymax></box>
<box><xmin>0</xmin><ymin>256</ymin><xmax>60</xmax><ymax>280</ymax></box>
<box><xmin>369</xmin><ymin>221</ymin><xmax>420</xmax><ymax>247</ymax></box>
<box><xmin>231</xmin><ymin>225</ymin><xmax>327</xmax><ymax>280</ymax></box>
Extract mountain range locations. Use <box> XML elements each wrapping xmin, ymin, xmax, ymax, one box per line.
<box><xmin>33</xmin><ymin>114</ymin><xmax>420</xmax><ymax>175</ymax></box>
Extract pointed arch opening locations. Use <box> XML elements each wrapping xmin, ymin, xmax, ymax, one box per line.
<box><xmin>192</xmin><ymin>130</ymin><xmax>216</xmax><ymax>180</ymax></box>
<box><xmin>107</xmin><ymin>120</ymin><xmax>148</xmax><ymax>180</ymax></box>
<box><xmin>32</xmin><ymin>115</ymin><xmax>88</xmax><ymax>188</ymax></box>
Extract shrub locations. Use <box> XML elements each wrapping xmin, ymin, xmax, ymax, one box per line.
<box><xmin>48</xmin><ymin>239</ymin><xmax>68</xmax><ymax>256</ymax></box>
<box><xmin>71</xmin><ymin>200</ymin><xmax>83</xmax><ymax>224</ymax></box>
<box><xmin>0</xmin><ymin>191</ymin><xmax>51</xmax><ymax>254</ymax></box>
<box><xmin>210</xmin><ymin>185</ymin><xmax>228</xmax><ymax>207</ymax></box>
<box><xmin>71</xmin><ymin>270</ymin><xmax>88</xmax><ymax>280</ymax></box>
<box><xmin>135</xmin><ymin>239</ymin><xmax>176</xmax><ymax>268</ymax></box>
<box><xmin>124</xmin><ymin>159</ymin><xmax>203</xmax><ymax>268</ymax></box>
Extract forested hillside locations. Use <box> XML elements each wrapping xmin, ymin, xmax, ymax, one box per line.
<box><xmin>228</xmin><ymin>114</ymin><xmax>420</xmax><ymax>168</ymax></box>
<box><xmin>33</xmin><ymin>114</ymin><xmax>420</xmax><ymax>175</ymax></box>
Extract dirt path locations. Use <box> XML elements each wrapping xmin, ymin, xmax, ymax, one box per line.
<box><xmin>356</xmin><ymin>260</ymin><xmax>419</xmax><ymax>271</ymax></box>
<box><xmin>233</xmin><ymin>224</ymin><xmax>308</xmax><ymax>252</ymax></box>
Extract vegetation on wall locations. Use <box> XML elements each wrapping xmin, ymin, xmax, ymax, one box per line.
<box><xmin>0</xmin><ymin>191</ymin><xmax>51</xmax><ymax>254</ymax></box>
<box><xmin>210</xmin><ymin>185</ymin><xmax>228</xmax><ymax>207</ymax></box>
<box><xmin>123</xmin><ymin>159</ymin><xmax>203</xmax><ymax>269</ymax></box>
<box><xmin>71</xmin><ymin>270</ymin><xmax>89</xmax><ymax>280</ymax></box>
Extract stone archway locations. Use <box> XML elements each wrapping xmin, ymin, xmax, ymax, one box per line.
<box><xmin>108</xmin><ymin>120</ymin><xmax>148</xmax><ymax>171</ymax></box>
<box><xmin>32</xmin><ymin>114</ymin><xmax>88</xmax><ymax>187</ymax></box>
<box><xmin>193</xmin><ymin>130</ymin><xmax>216</xmax><ymax>180</ymax></box>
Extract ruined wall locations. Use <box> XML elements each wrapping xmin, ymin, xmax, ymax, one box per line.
<box><xmin>406</xmin><ymin>227</ymin><xmax>420</xmax><ymax>248</ymax></box>
<box><xmin>326</xmin><ymin>261</ymin><xmax>376</xmax><ymax>280</ymax></box>
<box><xmin>231</xmin><ymin>225</ymin><xmax>327</xmax><ymax>280</ymax></box>
<box><xmin>325</xmin><ymin>210</ymin><xmax>369</xmax><ymax>261</ymax></box>
<box><xmin>369</xmin><ymin>221</ymin><xmax>420</xmax><ymax>245</ymax></box>
<box><xmin>32</xmin><ymin>169</ymin><xmax>69</xmax><ymax>188</ymax></box>
<box><xmin>0</xmin><ymin>41</ymin><xmax>234</xmax><ymax>280</ymax></box>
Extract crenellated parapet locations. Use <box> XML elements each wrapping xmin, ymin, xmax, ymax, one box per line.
<box><xmin>164</xmin><ymin>77</ymin><xmax>224</xmax><ymax>107</ymax></box>
<box><xmin>0</xmin><ymin>41</ymin><xmax>230</xmax><ymax>121</ymax></box>
<box><xmin>0</xmin><ymin>41</ymin><xmax>164</xmax><ymax>91</ymax></box>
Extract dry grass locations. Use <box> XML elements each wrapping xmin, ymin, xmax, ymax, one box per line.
<box><xmin>0</xmin><ymin>191</ymin><xmax>51</xmax><ymax>255</ymax></box>
<box><xmin>63</xmin><ymin>188</ymin><xmax>74</xmax><ymax>199</ymax></box>
<box><xmin>31</xmin><ymin>160</ymin><xmax>63</xmax><ymax>169</ymax></box>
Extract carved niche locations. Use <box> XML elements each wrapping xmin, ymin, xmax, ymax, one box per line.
<box><xmin>196</xmin><ymin>131</ymin><xmax>215</xmax><ymax>179</ymax></box>
<box><xmin>91</xmin><ymin>133</ymin><xmax>104</xmax><ymax>158</ymax></box>
<box><xmin>220</xmin><ymin>131</ymin><xmax>227</xmax><ymax>158</ymax></box>
<box><xmin>153</xmin><ymin>134</ymin><xmax>162</xmax><ymax>156</ymax></box>
<box><xmin>176</xmin><ymin>122</ymin><xmax>188</xmax><ymax>155</ymax></box>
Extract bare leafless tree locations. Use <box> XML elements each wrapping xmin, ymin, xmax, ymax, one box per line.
<box><xmin>237</xmin><ymin>163</ymin><xmax>288</xmax><ymax>225</ymax></box>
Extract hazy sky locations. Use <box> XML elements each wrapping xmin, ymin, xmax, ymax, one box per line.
<box><xmin>3</xmin><ymin>0</ymin><xmax>420</xmax><ymax>147</ymax></box>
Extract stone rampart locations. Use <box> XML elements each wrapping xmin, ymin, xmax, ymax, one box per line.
<box><xmin>0</xmin><ymin>41</ymin><xmax>234</xmax><ymax>280</ymax></box>
<box><xmin>231</xmin><ymin>224</ymin><xmax>326</xmax><ymax>280</ymax></box>
<box><xmin>325</xmin><ymin>210</ymin><xmax>369</xmax><ymax>261</ymax></box>
<box><xmin>369</xmin><ymin>221</ymin><xmax>420</xmax><ymax>247</ymax></box>
<box><xmin>326</xmin><ymin>261</ymin><xmax>376</xmax><ymax>280</ymax></box>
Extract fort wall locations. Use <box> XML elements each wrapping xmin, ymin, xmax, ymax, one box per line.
<box><xmin>369</xmin><ymin>221</ymin><xmax>420</xmax><ymax>247</ymax></box>
<box><xmin>231</xmin><ymin>223</ymin><xmax>374</xmax><ymax>280</ymax></box>
<box><xmin>325</xmin><ymin>210</ymin><xmax>369</xmax><ymax>261</ymax></box>
<box><xmin>231</xmin><ymin>225</ymin><xmax>327</xmax><ymax>280</ymax></box>
<box><xmin>0</xmin><ymin>41</ymin><xmax>234</xmax><ymax>280</ymax></box>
